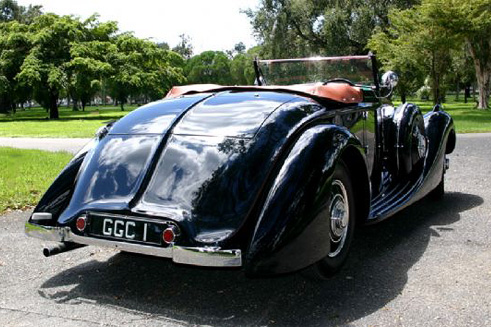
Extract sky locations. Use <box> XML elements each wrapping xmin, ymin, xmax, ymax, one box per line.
<box><xmin>16</xmin><ymin>0</ymin><xmax>260</xmax><ymax>54</ymax></box>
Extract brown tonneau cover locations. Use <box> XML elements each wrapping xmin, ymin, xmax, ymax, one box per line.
<box><xmin>165</xmin><ymin>83</ymin><xmax>364</xmax><ymax>104</ymax></box>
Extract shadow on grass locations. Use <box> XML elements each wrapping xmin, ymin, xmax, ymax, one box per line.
<box><xmin>38</xmin><ymin>192</ymin><xmax>482</xmax><ymax>326</ymax></box>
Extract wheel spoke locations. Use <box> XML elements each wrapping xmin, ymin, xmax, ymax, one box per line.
<box><xmin>328</xmin><ymin>179</ymin><xmax>349</xmax><ymax>257</ymax></box>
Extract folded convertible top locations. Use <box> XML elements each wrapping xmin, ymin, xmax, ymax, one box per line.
<box><xmin>165</xmin><ymin>82</ymin><xmax>364</xmax><ymax>104</ymax></box>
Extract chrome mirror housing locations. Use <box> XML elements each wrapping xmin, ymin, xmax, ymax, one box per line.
<box><xmin>381</xmin><ymin>71</ymin><xmax>399</xmax><ymax>89</ymax></box>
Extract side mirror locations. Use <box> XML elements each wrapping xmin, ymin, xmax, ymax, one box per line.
<box><xmin>380</xmin><ymin>71</ymin><xmax>399</xmax><ymax>89</ymax></box>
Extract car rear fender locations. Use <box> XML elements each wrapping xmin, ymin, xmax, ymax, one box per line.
<box><xmin>29</xmin><ymin>143</ymin><xmax>94</xmax><ymax>226</ymax></box>
<box><xmin>245</xmin><ymin>124</ymin><xmax>368</xmax><ymax>275</ymax></box>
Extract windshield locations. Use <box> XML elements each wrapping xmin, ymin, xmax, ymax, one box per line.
<box><xmin>257</xmin><ymin>55</ymin><xmax>375</xmax><ymax>86</ymax></box>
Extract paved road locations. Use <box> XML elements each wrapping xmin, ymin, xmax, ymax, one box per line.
<box><xmin>0</xmin><ymin>137</ymin><xmax>91</xmax><ymax>154</ymax></box>
<box><xmin>0</xmin><ymin>134</ymin><xmax>490</xmax><ymax>327</ymax></box>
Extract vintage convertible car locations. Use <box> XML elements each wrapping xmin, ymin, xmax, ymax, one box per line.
<box><xmin>26</xmin><ymin>55</ymin><xmax>455</xmax><ymax>277</ymax></box>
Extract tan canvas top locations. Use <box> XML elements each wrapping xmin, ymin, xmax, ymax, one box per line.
<box><xmin>165</xmin><ymin>83</ymin><xmax>364</xmax><ymax>104</ymax></box>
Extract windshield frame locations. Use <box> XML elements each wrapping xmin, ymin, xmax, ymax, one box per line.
<box><xmin>254</xmin><ymin>54</ymin><xmax>380</xmax><ymax>92</ymax></box>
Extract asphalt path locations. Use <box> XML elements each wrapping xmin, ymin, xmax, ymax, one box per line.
<box><xmin>0</xmin><ymin>133</ymin><xmax>490</xmax><ymax>327</ymax></box>
<box><xmin>0</xmin><ymin>137</ymin><xmax>91</xmax><ymax>154</ymax></box>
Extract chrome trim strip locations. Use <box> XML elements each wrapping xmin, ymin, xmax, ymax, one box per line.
<box><xmin>25</xmin><ymin>222</ymin><xmax>70</xmax><ymax>242</ymax></box>
<box><xmin>31</xmin><ymin>212</ymin><xmax>53</xmax><ymax>221</ymax></box>
<box><xmin>25</xmin><ymin>222</ymin><xmax>242</xmax><ymax>267</ymax></box>
<box><xmin>173</xmin><ymin>246</ymin><xmax>242</xmax><ymax>267</ymax></box>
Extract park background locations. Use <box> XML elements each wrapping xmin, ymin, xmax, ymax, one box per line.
<box><xmin>0</xmin><ymin>0</ymin><xmax>490</xmax><ymax>212</ymax></box>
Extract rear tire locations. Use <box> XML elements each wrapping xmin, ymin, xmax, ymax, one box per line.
<box><xmin>428</xmin><ymin>177</ymin><xmax>444</xmax><ymax>200</ymax></box>
<box><xmin>308</xmin><ymin>160</ymin><xmax>356</xmax><ymax>279</ymax></box>
<box><xmin>428</xmin><ymin>155</ymin><xmax>447</xmax><ymax>200</ymax></box>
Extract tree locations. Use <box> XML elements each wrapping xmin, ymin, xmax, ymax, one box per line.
<box><xmin>67</xmin><ymin>17</ymin><xmax>117</xmax><ymax>111</ymax></box>
<box><xmin>156</xmin><ymin>41</ymin><xmax>170</xmax><ymax>50</ymax></box>
<box><xmin>0</xmin><ymin>20</ymin><xmax>30</xmax><ymax>113</ymax></box>
<box><xmin>107</xmin><ymin>33</ymin><xmax>186</xmax><ymax>110</ymax></box>
<box><xmin>230</xmin><ymin>53</ymin><xmax>255</xmax><ymax>85</ymax></box>
<box><xmin>424</xmin><ymin>0</ymin><xmax>491</xmax><ymax>109</ymax></box>
<box><xmin>0</xmin><ymin>0</ymin><xmax>42</xmax><ymax>24</ymax></box>
<box><xmin>16</xmin><ymin>14</ymin><xmax>84</xmax><ymax>118</ymax></box>
<box><xmin>446</xmin><ymin>47</ymin><xmax>476</xmax><ymax>102</ymax></box>
<box><xmin>369</xmin><ymin>3</ymin><xmax>459</xmax><ymax>104</ymax></box>
<box><xmin>369</xmin><ymin>28</ymin><xmax>425</xmax><ymax>103</ymax></box>
<box><xmin>185</xmin><ymin>51</ymin><xmax>233</xmax><ymax>85</ymax></box>
<box><xmin>0</xmin><ymin>0</ymin><xmax>21</xmax><ymax>22</ymax></box>
<box><xmin>244</xmin><ymin>0</ymin><xmax>420</xmax><ymax>58</ymax></box>
<box><xmin>172</xmin><ymin>33</ymin><xmax>193</xmax><ymax>60</ymax></box>
<box><xmin>227</xmin><ymin>41</ymin><xmax>247</xmax><ymax>58</ymax></box>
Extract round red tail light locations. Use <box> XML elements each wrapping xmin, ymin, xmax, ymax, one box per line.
<box><xmin>76</xmin><ymin>215</ymin><xmax>87</xmax><ymax>232</ymax></box>
<box><xmin>162</xmin><ymin>226</ymin><xmax>178</xmax><ymax>244</ymax></box>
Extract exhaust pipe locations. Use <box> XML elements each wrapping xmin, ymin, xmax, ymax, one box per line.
<box><xmin>43</xmin><ymin>242</ymin><xmax>86</xmax><ymax>257</ymax></box>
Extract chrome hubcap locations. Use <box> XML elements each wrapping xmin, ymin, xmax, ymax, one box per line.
<box><xmin>328</xmin><ymin>180</ymin><xmax>349</xmax><ymax>257</ymax></box>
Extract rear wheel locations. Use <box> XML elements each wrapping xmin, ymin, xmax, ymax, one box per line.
<box><xmin>310</xmin><ymin>161</ymin><xmax>356</xmax><ymax>278</ymax></box>
<box><xmin>428</xmin><ymin>177</ymin><xmax>444</xmax><ymax>200</ymax></box>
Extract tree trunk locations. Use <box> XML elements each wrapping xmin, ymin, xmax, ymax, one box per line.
<box><xmin>455</xmin><ymin>81</ymin><xmax>459</xmax><ymax>100</ymax></box>
<box><xmin>464</xmin><ymin>84</ymin><xmax>470</xmax><ymax>103</ymax></box>
<box><xmin>72</xmin><ymin>99</ymin><xmax>79</xmax><ymax>111</ymax></box>
<box><xmin>49</xmin><ymin>92</ymin><xmax>59</xmax><ymax>119</ymax></box>
<box><xmin>431</xmin><ymin>53</ymin><xmax>440</xmax><ymax>104</ymax></box>
<box><xmin>467</xmin><ymin>38</ymin><xmax>490</xmax><ymax>109</ymax></box>
<box><xmin>400</xmin><ymin>86</ymin><xmax>407</xmax><ymax>103</ymax></box>
<box><xmin>476</xmin><ymin>73</ymin><xmax>490</xmax><ymax>109</ymax></box>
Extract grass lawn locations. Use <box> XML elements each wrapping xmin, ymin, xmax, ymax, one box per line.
<box><xmin>394</xmin><ymin>98</ymin><xmax>491</xmax><ymax>133</ymax></box>
<box><xmin>0</xmin><ymin>99</ymin><xmax>490</xmax><ymax>137</ymax></box>
<box><xmin>0</xmin><ymin>105</ymin><xmax>137</xmax><ymax>138</ymax></box>
<box><xmin>0</xmin><ymin>147</ymin><xmax>72</xmax><ymax>213</ymax></box>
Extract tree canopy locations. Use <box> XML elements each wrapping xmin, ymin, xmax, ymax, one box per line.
<box><xmin>1</xmin><ymin>0</ymin><xmax>490</xmax><ymax>116</ymax></box>
<box><xmin>369</xmin><ymin>0</ymin><xmax>490</xmax><ymax>108</ymax></box>
<box><xmin>0</xmin><ymin>7</ymin><xmax>187</xmax><ymax>116</ymax></box>
<box><xmin>245</xmin><ymin>0</ymin><xmax>420</xmax><ymax>58</ymax></box>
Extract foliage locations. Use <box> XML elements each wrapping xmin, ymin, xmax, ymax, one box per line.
<box><xmin>185</xmin><ymin>51</ymin><xmax>233</xmax><ymax>85</ymax></box>
<box><xmin>0</xmin><ymin>20</ymin><xmax>30</xmax><ymax>113</ymax></box>
<box><xmin>0</xmin><ymin>0</ymin><xmax>42</xmax><ymax>24</ymax></box>
<box><xmin>230</xmin><ymin>53</ymin><xmax>256</xmax><ymax>85</ymax></box>
<box><xmin>0</xmin><ymin>147</ymin><xmax>72</xmax><ymax>213</ymax></box>
<box><xmin>0</xmin><ymin>12</ymin><xmax>186</xmax><ymax>116</ymax></box>
<box><xmin>15</xmin><ymin>14</ymin><xmax>87</xmax><ymax>118</ymax></box>
<box><xmin>226</xmin><ymin>41</ymin><xmax>247</xmax><ymax>58</ymax></box>
<box><xmin>423</xmin><ymin>0</ymin><xmax>491</xmax><ymax>109</ymax></box>
<box><xmin>172</xmin><ymin>33</ymin><xmax>193</xmax><ymax>60</ymax></box>
<box><xmin>107</xmin><ymin>33</ymin><xmax>185</xmax><ymax>110</ymax></box>
<box><xmin>368</xmin><ymin>2</ymin><xmax>460</xmax><ymax>104</ymax></box>
<box><xmin>67</xmin><ymin>16</ymin><xmax>117</xmax><ymax>111</ymax></box>
<box><xmin>369</xmin><ymin>0</ymin><xmax>491</xmax><ymax>108</ymax></box>
<box><xmin>244</xmin><ymin>0</ymin><xmax>420</xmax><ymax>58</ymax></box>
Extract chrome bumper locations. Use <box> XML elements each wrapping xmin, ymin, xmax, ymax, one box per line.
<box><xmin>25</xmin><ymin>222</ymin><xmax>242</xmax><ymax>267</ymax></box>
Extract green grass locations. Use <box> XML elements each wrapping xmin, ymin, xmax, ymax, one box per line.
<box><xmin>0</xmin><ymin>98</ymin><xmax>490</xmax><ymax>137</ymax></box>
<box><xmin>0</xmin><ymin>147</ymin><xmax>72</xmax><ymax>213</ymax></box>
<box><xmin>394</xmin><ymin>97</ymin><xmax>491</xmax><ymax>133</ymax></box>
<box><xmin>0</xmin><ymin>105</ymin><xmax>137</xmax><ymax>138</ymax></box>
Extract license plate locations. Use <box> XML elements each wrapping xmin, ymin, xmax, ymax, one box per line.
<box><xmin>88</xmin><ymin>213</ymin><xmax>168</xmax><ymax>245</ymax></box>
